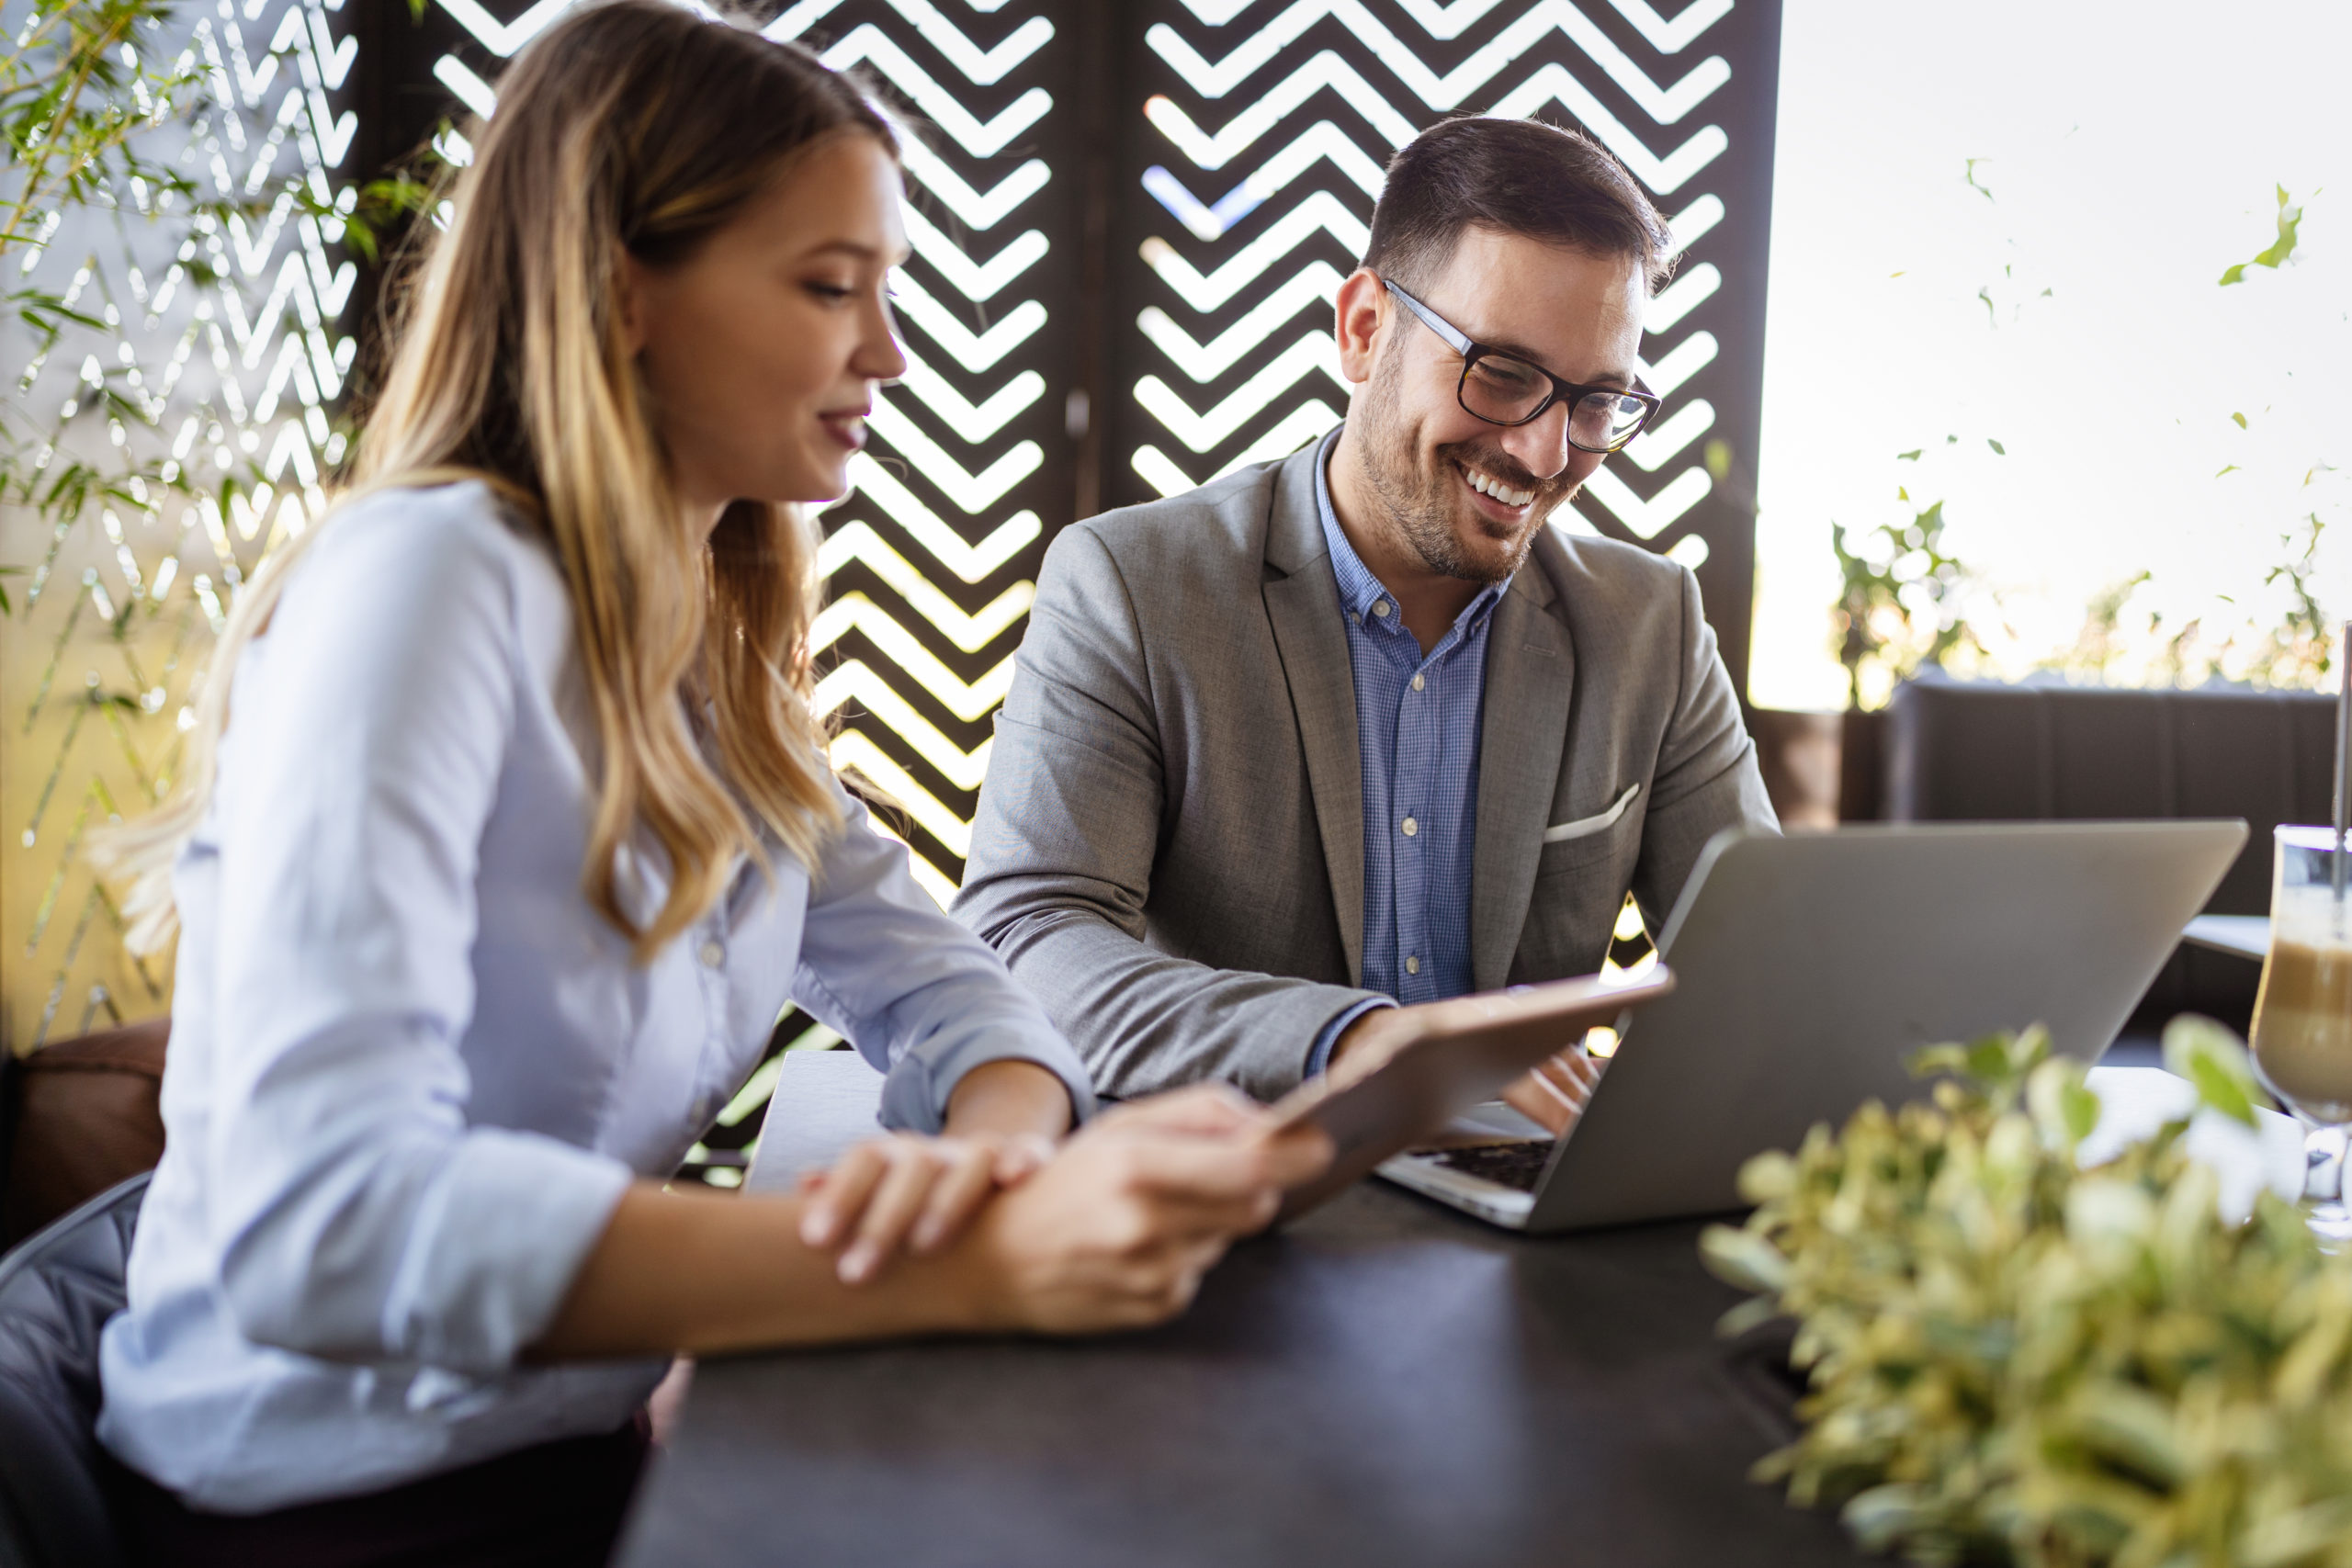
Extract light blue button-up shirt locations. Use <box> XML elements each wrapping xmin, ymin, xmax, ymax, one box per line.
<box><xmin>97</xmin><ymin>482</ymin><xmax>1094</xmax><ymax>1513</ymax></box>
<box><xmin>1306</xmin><ymin>430</ymin><xmax>1504</xmax><ymax>1071</ymax></box>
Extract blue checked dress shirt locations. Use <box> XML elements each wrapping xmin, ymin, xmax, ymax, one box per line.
<box><xmin>1306</xmin><ymin>430</ymin><xmax>1505</xmax><ymax>1073</ymax></box>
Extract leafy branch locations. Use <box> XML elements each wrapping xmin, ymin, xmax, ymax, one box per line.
<box><xmin>1831</xmin><ymin>493</ymin><xmax>1984</xmax><ymax>710</ymax></box>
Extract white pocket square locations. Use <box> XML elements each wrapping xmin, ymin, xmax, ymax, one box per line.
<box><xmin>1542</xmin><ymin>783</ymin><xmax>1641</xmax><ymax>844</ymax></box>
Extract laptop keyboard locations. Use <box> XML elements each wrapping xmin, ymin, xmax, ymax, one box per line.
<box><xmin>1430</xmin><ymin>1141</ymin><xmax>1553</xmax><ymax>1192</ymax></box>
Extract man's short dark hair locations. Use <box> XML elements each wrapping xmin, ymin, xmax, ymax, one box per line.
<box><xmin>1363</xmin><ymin>116</ymin><xmax>1676</xmax><ymax>296</ymax></box>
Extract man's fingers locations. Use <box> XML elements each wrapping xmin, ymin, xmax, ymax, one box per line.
<box><xmin>799</xmin><ymin>1139</ymin><xmax>891</xmax><ymax>1248</ymax></box>
<box><xmin>1115</xmin><ymin>1122</ymin><xmax>1333</xmax><ymax>1205</ymax></box>
<box><xmin>837</xmin><ymin>1145</ymin><xmax>943</xmax><ymax>1284</ymax></box>
<box><xmin>911</xmin><ymin>1145</ymin><xmax>1001</xmax><ymax>1255</ymax></box>
<box><xmin>1533</xmin><ymin>1053</ymin><xmax>1597</xmax><ymax>1107</ymax></box>
<box><xmin>1501</xmin><ymin>1071</ymin><xmax>1577</xmax><ymax>1135</ymax></box>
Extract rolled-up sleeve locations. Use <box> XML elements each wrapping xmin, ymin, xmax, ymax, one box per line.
<box><xmin>206</xmin><ymin>509</ymin><xmax>632</xmax><ymax>1375</ymax></box>
<box><xmin>792</xmin><ymin>784</ymin><xmax>1097</xmax><ymax>1133</ymax></box>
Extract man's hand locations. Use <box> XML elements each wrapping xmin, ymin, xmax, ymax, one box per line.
<box><xmin>1324</xmin><ymin>1006</ymin><xmax>1418</xmax><ymax>1087</ymax></box>
<box><xmin>1499</xmin><ymin>1047</ymin><xmax>1604</xmax><ymax>1136</ymax></box>
<box><xmin>1329</xmin><ymin>1006</ymin><xmax>1605</xmax><ymax>1137</ymax></box>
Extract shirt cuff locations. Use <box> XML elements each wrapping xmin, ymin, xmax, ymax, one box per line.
<box><xmin>878</xmin><ymin>1031</ymin><xmax>1100</xmax><ymax>1136</ymax></box>
<box><xmin>382</xmin><ymin>1129</ymin><xmax>636</xmax><ymax>1374</ymax></box>
<box><xmin>1306</xmin><ymin>998</ymin><xmax>1396</xmax><ymax>1078</ymax></box>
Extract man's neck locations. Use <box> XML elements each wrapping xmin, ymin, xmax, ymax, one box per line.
<box><xmin>1327</xmin><ymin>423</ymin><xmax>1488</xmax><ymax>657</ymax></box>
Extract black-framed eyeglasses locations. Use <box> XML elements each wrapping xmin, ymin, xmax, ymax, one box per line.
<box><xmin>1381</xmin><ymin>278</ymin><xmax>1660</xmax><ymax>454</ymax></box>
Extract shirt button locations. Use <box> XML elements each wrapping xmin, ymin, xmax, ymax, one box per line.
<box><xmin>1372</xmin><ymin>600</ymin><xmax>1391</xmax><ymax>618</ymax></box>
<box><xmin>1401</xmin><ymin>816</ymin><xmax>1418</xmax><ymax>838</ymax></box>
<box><xmin>1411</xmin><ymin>672</ymin><xmax>1425</xmax><ymax>691</ymax></box>
<box><xmin>699</xmin><ymin>940</ymin><xmax>725</xmax><ymax>969</ymax></box>
<box><xmin>1406</xmin><ymin>955</ymin><xmax>1420</xmax><ymax>976</ymax></box>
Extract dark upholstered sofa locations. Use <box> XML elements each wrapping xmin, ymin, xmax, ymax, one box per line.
<box><xmin>1872</xmin><ymin>675</ymin><xmax>2334</xmax><ymax>1038</ymax></box>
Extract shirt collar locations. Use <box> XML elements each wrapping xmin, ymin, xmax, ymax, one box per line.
<box><xmin>1312</xmin><ymin>425</ymin><xmax>1506</xmax><ymax>636</ymax></box>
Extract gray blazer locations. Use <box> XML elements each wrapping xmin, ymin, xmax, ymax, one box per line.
<box><xmin>954</xmin><ymin>443</ymin><xmax>1778</xmax><ymax>1101</ymax></box>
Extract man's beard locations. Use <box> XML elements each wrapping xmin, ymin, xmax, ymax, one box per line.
<box><xmin>1352</xmin><ymin>347</ymin><xmax>1579</xmax><ymax>587</ymax></box>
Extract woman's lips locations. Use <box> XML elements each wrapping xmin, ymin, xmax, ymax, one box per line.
<box><xmin>819</xmin><ymin>412</ymin><xmax>868</xmax><ymax>452</ymax></box>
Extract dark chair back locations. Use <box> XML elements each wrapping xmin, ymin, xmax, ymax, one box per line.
<box><xmin>1883</xmin><ymin>679</ymin><xmax>2334</xmax><ymax>1031</ymax></box>
<box><xmin>1</xmin><ymin>1018</ymin><xmax>168</xmax><ymax>1247</ymax></box>
<box><xmin>0</xmin><ymin>1172</ymin><xmax>148</xmax><ymax>1568</ymax></box>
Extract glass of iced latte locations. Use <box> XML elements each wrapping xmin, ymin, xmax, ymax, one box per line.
<box><xmin>2249</xmin><ymin>826</ymin><xmax>2352</xmax><ymax>1240</ymax></box>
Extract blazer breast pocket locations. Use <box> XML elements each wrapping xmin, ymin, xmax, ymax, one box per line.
<box><xmin>1540</xmin><ymin>784</ymin><xmax>1639</xmax><ymax>849</ymax></box>
<box><xmin>1533</xmin><ymin>783</ymin><xmax>1640</xmax><ymax>883</ymax></box>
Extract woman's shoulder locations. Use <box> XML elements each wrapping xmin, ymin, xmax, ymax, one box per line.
<box><xmin>285</xmin><ymin>479</ymin><xmax>570</xmax><ymax>636</ymax></box>
<box><xmin>311</xmin><ymin>479</ymin><xmax>555</xmax><ymax>589</ymax></box>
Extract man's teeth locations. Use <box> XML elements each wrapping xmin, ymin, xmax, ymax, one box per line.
<box><xmin>1464</xmin><ymin>467</ymin><xmax>1534</xmax><ymax>507</ymax></box>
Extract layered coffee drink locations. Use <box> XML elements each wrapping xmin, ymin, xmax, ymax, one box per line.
<box><xmin>2251</xmin><ymin>931</ymin><xmax>2352</xmax><ymax>1125</ymax></box>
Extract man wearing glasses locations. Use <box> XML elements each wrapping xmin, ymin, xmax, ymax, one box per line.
<box><xmin>956</xmin><ymin>115</ymin><xmax>1777</xmax><ymax>1130</ymax></box>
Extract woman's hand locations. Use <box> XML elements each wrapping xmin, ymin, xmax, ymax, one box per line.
<box><xmin>1499</xmin><ymin>1046</ymin><xmax>1605</xmax><ymax>1136</ymax></box>
<box><xmin>799</xmin><ymin>1058</ymin><xmax>1077</xmax><ymax>1283</ymax></box>
<box><xmin>533</xmin><ymin>1084</ymin><xmax>1331</xmax><ymax>1360</ymax></box>
<box><xmin>797</xmin><ymin>1130</ymin><xmax>1055</xmax><ymax>1284</ymax></box>
<box><xmin>964</xmin><ymin>1084</ymin><xmax>1333</xmax><ymax>1335</ymax></box>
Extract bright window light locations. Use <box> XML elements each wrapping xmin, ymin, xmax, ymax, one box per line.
<box><xmin>1751</xmin><ymin>0</ymin><xmax>2352</xmax><ymax>707</ymax></box>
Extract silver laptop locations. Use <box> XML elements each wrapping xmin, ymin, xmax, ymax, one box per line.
<box><xmin>1376</xmin><ymin>819</ymin><xmax>2249</xmax><ymax>1233</ymax></box>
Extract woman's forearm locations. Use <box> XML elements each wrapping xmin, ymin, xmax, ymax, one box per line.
<box><xmin>529</xmin><ymin>1181</ymin><xmax>1001</xmax><ymax>1359</ymax></box>
<box><xmin>529</xmin><ymin>1086</ymin><xmax>1331</xmax><ymax>1362</ymax></box>
<box><xmin>943</xmin><ymin>1057</ymin><xmax>1075</xmax><ymax>1142</ymax></box>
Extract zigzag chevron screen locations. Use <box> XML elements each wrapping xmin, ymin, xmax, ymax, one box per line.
<box><xmin>0</xmin><ymin>0</ymin><xmax>363</xmax><ymax>1050</ymax></box>
<box><xmin>419</xmin><ymin>0</ymin><xmax>1081</xmax><ymax>908</ymax></box>
<box><xmin>1104</xmin><ymin>0</ymin><xmax>1780</xmax><ymax>683</ymax></box>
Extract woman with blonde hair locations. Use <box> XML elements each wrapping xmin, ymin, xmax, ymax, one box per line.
<box><xmin>91</xmin><ymin>4</ymin><xmax>1328</xmax><ymax>1561</ymax></box>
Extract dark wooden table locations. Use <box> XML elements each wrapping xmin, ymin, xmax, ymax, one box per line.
<box><xmin>615</xmin><ymin>1053</ymin><xmax>1863</xmax><ymax>1567</ymax></box>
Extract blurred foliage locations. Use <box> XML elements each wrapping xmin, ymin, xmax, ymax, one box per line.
<box><xmin>1830</xmin><ymin>170</ymin><xmax>2337</xmax><ymax>702</ymax></box>
<box><xmin>1</xmin><ymin>0</ymin><xmax>214</xmax><ymax>574</ymax></box>
<box><xmin>1702</xmin><ymin>1020</ymin><xmax>2352</xmax><ymax>1567</ymax></box>
<box><xmin>2051</xmin><ymin>517</ymin><xmax>2335</xmax><ymax>690</ymax></box>
<box><xmin>0</xmin><ymin>0</ymin><xmax>430</xmax><ymax>613</ymax></box>
<box><xmin>1831</xmin><ymin>493</ymin><xmax>1987</xmax><ymax>710</ymax></box>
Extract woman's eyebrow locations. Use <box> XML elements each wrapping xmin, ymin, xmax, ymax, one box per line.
<box><xmin>796</xmin><ymin>239</ymin><xmax>914</xmax><ymax>268</ymax></box>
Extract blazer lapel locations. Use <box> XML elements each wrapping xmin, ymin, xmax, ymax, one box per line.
<box><xmin>1261</xmin><ymin>446</ymin><xmax>1366</xmax><ymax>985</ymax></box>
<box><xmin>1471</xmin><ymin>571</ymin><xmax>1577</xmax><ymax>992</ymax></box>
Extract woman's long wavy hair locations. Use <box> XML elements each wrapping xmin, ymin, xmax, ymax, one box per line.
<box><xmin>96</xmin><ymin>0</ymin><xmax>883</xmax><ymax>960</ymax></box>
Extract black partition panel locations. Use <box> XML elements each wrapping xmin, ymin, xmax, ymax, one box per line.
<box><xmin>1094</xmin><ymin>0</ymin><xmax>1782</xmax><ymax>702</ymax></box>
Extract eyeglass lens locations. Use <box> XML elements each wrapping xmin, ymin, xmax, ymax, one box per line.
<box><xmin>1459</xmin><ymin>355</ymin><xmax>1649</xmax><ymax>450</ymax></box>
